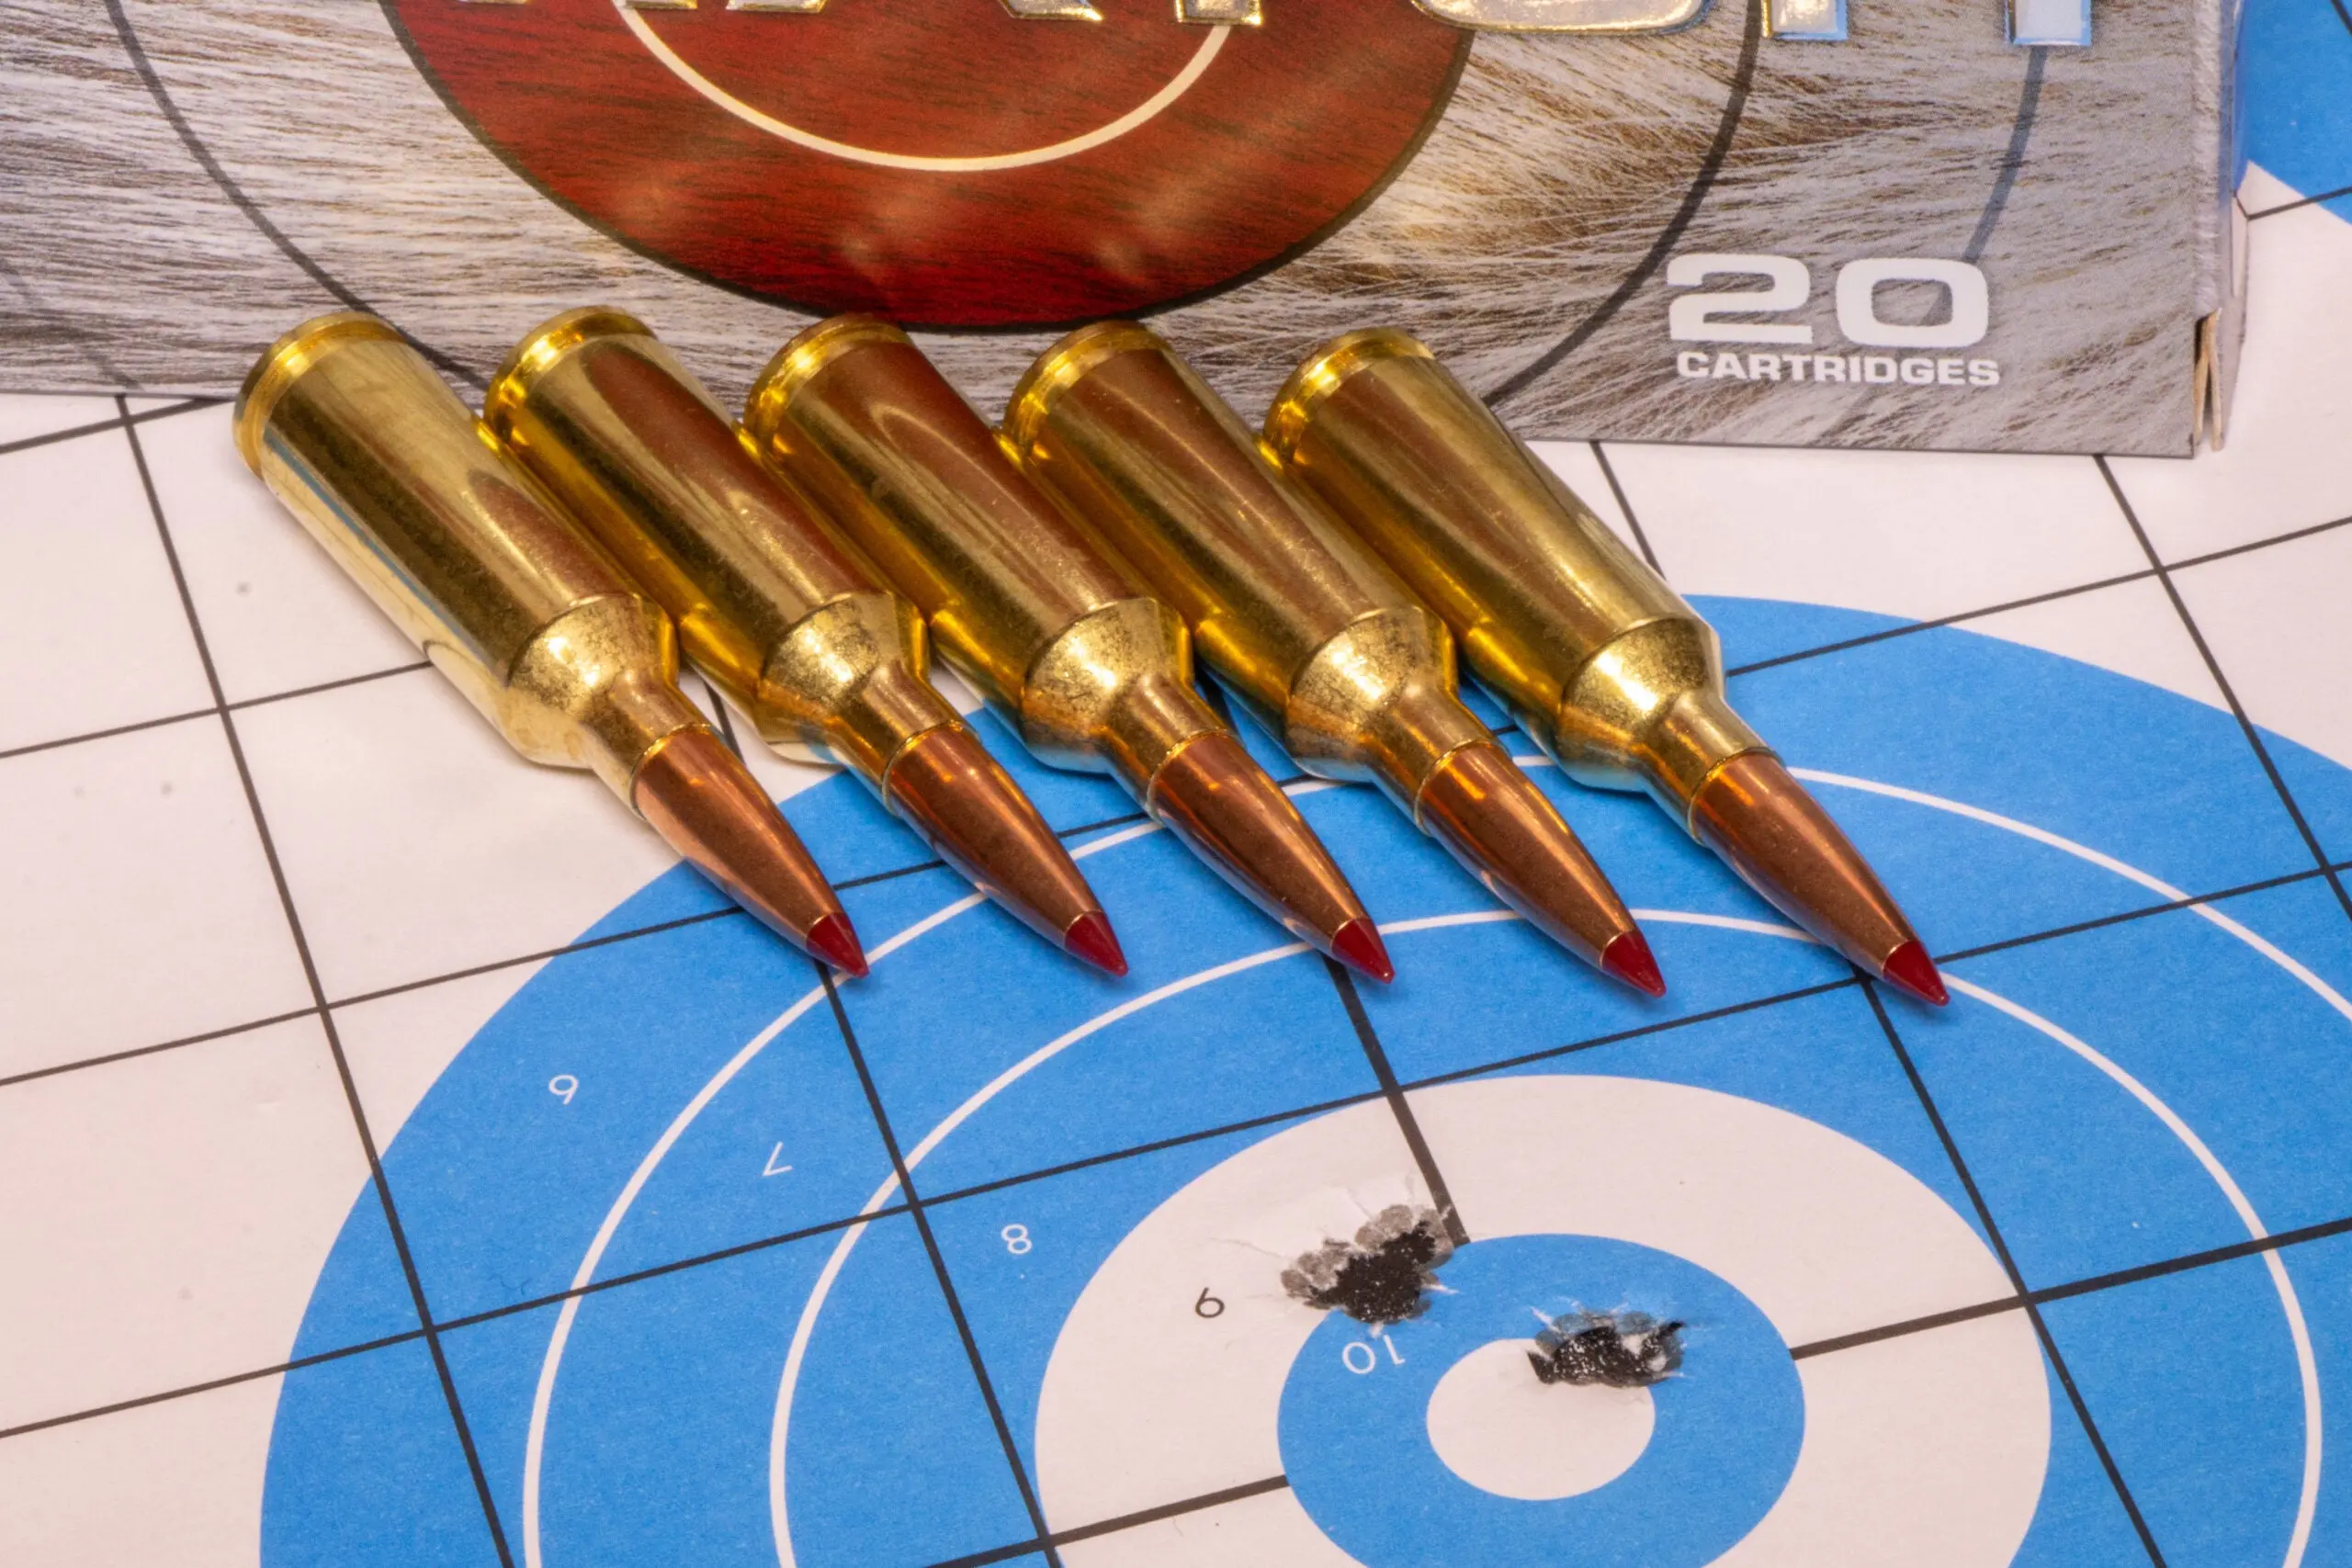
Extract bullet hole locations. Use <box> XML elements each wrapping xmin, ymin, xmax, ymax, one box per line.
<box><xmin>1529</xmin><ymin>1310</ymin><xmax>1684</xmax><ymax>1388</ymax></box>
<box><xmin>1282</xmin><ymin>1204</ymin><xmax>1453</xmax><ymax>1326</ymax></box>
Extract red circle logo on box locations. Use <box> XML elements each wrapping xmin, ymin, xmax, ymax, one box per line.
<box><xmin>389</xmin><ymin>0</ymin><xmax>1467</xmax><ymax>327</ymax></box>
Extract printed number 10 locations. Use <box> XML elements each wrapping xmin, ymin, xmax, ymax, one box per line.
<box><xmin>1668</xmin><ymin>254</ymin><xmax>1991</xmax><ymax>351</ymax></box>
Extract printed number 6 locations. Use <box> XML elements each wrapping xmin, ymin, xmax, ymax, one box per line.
<box><xmin>1002</xmin><ymin>1224</ymin><xmax>1033</xmax><ymax>1256</ymax></box>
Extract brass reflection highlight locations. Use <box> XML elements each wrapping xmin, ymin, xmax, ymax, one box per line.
<box><xmin>1007</xmin><ymin>322</ymin><xmax>1657</xmax><ymax>993</ymax></box>
<box><xmin>746</xmin><ymin>316</ymin><xmax>1385</xmax><ymax>980</ymax></box>
<box><xmin>1265</xmin><ymin>328</ymin><xmax>1941</xmax><ymax>1003</ymax></box>
<box><xmin>236</xmin><ymin>312</ymin><xmax>862</xmax><ymax>975</ymax></box>
<box><xmin>483</xmin><ymin>308</ymin><xmax>1105</xmax><ymax>967</ymax></box>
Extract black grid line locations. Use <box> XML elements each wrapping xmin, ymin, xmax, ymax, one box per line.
<box><xmin>14</xmin><ymin>890</ymin><xmax>2352</xmax><ymax>1461</ymax></box>
<box><xmin>0</xmin><ymin>705</ymin><xmax>214</xmax><ymax>765</ymax></box>
<box><xmin>2248</xmin><ymin>179</ymin><xmax>2352</xmax><ymax>220</ymax></box>
<box><xmin>0</xmin><ymin>395</ymin><xmax>221</xmax><ymax>460</ymax></box>
<box><xmin>2098</xmin><ymin>458</ymin><xmax>2352</xmax><ymax>925</ymax></box>
<box><xmin>924</xmin><ymin>1089</ymin><xmax>1385</xmax><ymax>1211</ymax></box>
<box><xmin>0</xmin><ymin>799</ymin><xmax>1182</xmax><ymax>1097</ymax></box>
<box><xmin>1589</xmin><ymin>442</ymin><xmax>1666</xmax><ymax>576</ymax></box>
<box><xmin>16</xmin><ymin>412</ymin><xmax>2352</xmax><ymax>1531</ymax></box>
<box><xmin>923</xmin><ymin>1475</ymin><xmax>1294</xmax><ymax>1568</ymax></box>
<box><xmin>821</xmin><ymin>970</ymin><xmax>1068</xmax><ymax>1568</ymax></box>
<box><xmin>324</xmin><ymin>806</ymin><xmax>1164</xmax><ymax>1011</ymax></box>
<box><xmin>119</xmin><ymin>401</ymin><xmax>517</xmax><ymax>1567</ymax></box>
<box><xmin>1935</xmin><ymin>858</ymin><xmax>2352</xmax><ymax>964</ymax></box>
<box><xmin>0</xmin><ymin>660</ymin><xmax>433</xmax><ymax>765</ymax></box>
<box><xmin>19</xmin><ymin>1071</ymin><xmax>2352</xmax><ymax>1455</ymax></box>
<box><xmin>1863</xmin><ymin>980</ymin><xmax>2170</xmax><ymax>1567</ymax></box>
<box><xmin>1328</xmin><ymin>957</ymin><xmax>1473</xmax><ymax>1247</ymax></box>
<box><xmin>1719</xmin><ymin>504</ymin><xmax>2352</xmax><ymax>679</ymax></box>
<box><xmin>695</xmin><ymin>670</ymin><xmax>747</xmax><ymax>756</ymax></box>
<box><xmin>2176</xmin><ymin>505</ymin><xmax>2352</xmax><ymax>571</ymax></box>
<box><xmin>2</xmin><ymin>649</ymin><xmax>2336</xmax><ymax>1110</ymax></box>
<box><xmin>1724</xmin><ymin>566</ymin><xmax>2156</xmax><ymax>677</ymax></box>
<box><xmin>1793</xmin><ymin>1199</ymin><xmax>2352</xmax><ymax>1359</ymax></box>
<box><xmin>5</xmin><ymin>473</ymin><xmax>2340</xmax><ymax>793</ymax></box>
<box><xmin>432</xmin><ymin>1204</ymin><xmax>917</xmax><ymax>1337</ymax></box>
<box><xmin>0</xmin><ymin>1005</ymin><xmax>321</xmax><ymax>1092</ymax></box>
<box><xmin>0</xmin><ymin>1327</ymin><xmax>432</xmax><ymax>1444</ymax></box>
<box><xmin>1406</xmin><ymin>974</ymin><xmax>1863</xmax><ymax>1091</ymax></box>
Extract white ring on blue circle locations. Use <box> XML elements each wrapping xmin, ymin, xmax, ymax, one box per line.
<box><xmin>1280</xmin><ymin>1235</ymin><xmax>1805</xmax><ymax>1568</ymax></box>
<box><xmin>509</xmin><ymin>773</ymin><xmax>2335</xmax><ymax>1568</ymax></box>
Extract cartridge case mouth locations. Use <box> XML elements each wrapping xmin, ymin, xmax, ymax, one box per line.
<box><xmin>482</xmin><ymin>306</ymin><xmax>655</xmax><ymax>442</ymax></box>
<box><xmin>1261</xmin><ymin>327</ymin><xmax>1434</xmax><ymax>465</ymax></box>
<box><xmin>232</xmin><ymin>311</ymin><xmax>403</xmax><ymax>476</ymax></box>
<box><xmin>746</xmin><ymin>315</ymin><xmax>910</xmax><ymax>438</ymax></box>
<box><xmin>1002</xmin><ymin>320</ymin><xmax>1163</xmax><ymax>456</ymax></box>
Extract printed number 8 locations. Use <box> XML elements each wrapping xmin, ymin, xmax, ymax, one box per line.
<box><xmin>1002</xmin><ymin>1224</ymin><xmax>1033</xmax><ymax>1256</ymax></box>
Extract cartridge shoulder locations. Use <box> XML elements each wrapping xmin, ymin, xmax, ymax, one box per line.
<box><xmin>1279</xmin><ymin>604</ymin><xmax>1488</xmax><ymax>796</ymax></box>
<box><xmin>1015</xmin><ymin>597</ymin><xmax>1199</xmax><ymax>776</ymax></box>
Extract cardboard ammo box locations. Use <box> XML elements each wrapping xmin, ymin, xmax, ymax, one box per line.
<box><xmin>7</xmin><ymin>0</ymin><xmax>2243</xmax><ymax>454</ymax></box>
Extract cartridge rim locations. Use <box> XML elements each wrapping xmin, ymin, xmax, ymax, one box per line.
<box><xmin>1001</xmin><ymin>320</ymin><xmax>1163</xmax><ymax>458</ymax></box>
<box><xmin>483</xmin><ymin>306</ymin><xmax>655</xmax><ymax>443</ymax></box>
<box><xmin>232</xmin><ymin>311</ymin><xmax>403</xmax><ymax>476</ymax></box>
<box><xmin>745</xmin><ymin>315</ymin><xmax>911</xmax><ymax>441</ymax></box>
<box><xmin>1261</xmin><ymin>327</ymin><xmax>1434</xmax><ymax>465</ymax></box>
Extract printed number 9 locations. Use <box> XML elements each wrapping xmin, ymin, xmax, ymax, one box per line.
<box><xmin>1002</xmin><ymin>1224</ymin><xmax>1033</xmax><ymax>1256</ymax></box>
<box><xmin>548</xmin><ymin>1075</ymin><xmax>579</xmax><ymax>1105</ymax></box>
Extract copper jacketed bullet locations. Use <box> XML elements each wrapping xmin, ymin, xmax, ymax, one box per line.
<box><xmin>235</xmin><ymin>312</ymin><xmax>865</xmax><ymax>976</ymax></box>
<box><xmin>744</xmin><ymin>316</ymin><xmax>1387</xmax><ymax>983</ymax></box>
<box><xmin>1005</xmin><ymin>322</ymin><xmax>1659</xmax><ymax>996</ymax></box>
<box><xmin>481</xmin><ymin>309</ymin><xmax>1104</xmax><ymax>966</ymax></box>
<box><xmin>1263</xmin><ymin>329</ymin><xmax>1943</xmax><ymax>1004</ymax></box>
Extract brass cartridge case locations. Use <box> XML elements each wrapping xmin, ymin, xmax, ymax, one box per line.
<box><xmin>1263</xmin><ymin>328</ymin><xmax>1765</xmax><ymax>820</ymax></box>
<box><xmin>746</xmin><ymin>316</ymin><xmax>1210</xmax><ymax>794</ymax></box>
<box><xmin>1264</xmin><ymin>329</ymin><xmax>1938</xmax><ymax>998</ymax></box>
<box><xmin>1006</xmin><ymin>322</ymin><xmax>1650</xmax><ymax>982</ymax></box>
<box><xmin>486</xmin><ymin>308</ymin><xmax>945</xmax><ymax>777</ymax></box>
<box><xmin>483</xmin><ymin>308</ymin><xmax>1105</xmax><ymax>963</ymax></box>
<box><xmin>746</xmin><ymin>317</ymin><xmax>1384</xmax><ymax>976</ymax></box>
<box><xmin>238</xmin><ymin>313</ymin><xmax>710</xmax><ymax>797</ymax></box>
<box><xmin>1006</xmin><ymin>322</ymin><xmax>1487</xmax><ymax>807</ymax></box>
<box><xmin>236</xmin><ymin>311</ymin><xmax>858</xmax><ymax>969</ymax></box>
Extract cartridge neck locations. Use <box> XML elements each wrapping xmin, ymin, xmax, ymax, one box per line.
<box><xmin>750</xmin><ymin>317</ymin><xmax>1144</xmax><ymax>718</ymax></box>
<box><xmin>1279</xmin><ymin>606</ymin><xmax>1492</xmax><ymax>817</ymax></box>
<box><xmin>1536</xmin><ymin>616</ymin><xmax>1768</xmax><ymax>827</ymax></box>
<box><xmin>497</xmin><ymin>602</ymin><xmax>708</xmax><ymax>800</ymax></box>
<box><xmin>742</xmin><ymin>591</ymin><xmax>960</xmax><ymax>786</ymax></box>
<box><xmin>1013</xmin><ymin>598</ymin><xmax>1220</xmax><ymax>797</ymax></box>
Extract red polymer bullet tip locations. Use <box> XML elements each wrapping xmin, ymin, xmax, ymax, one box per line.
<box><xmin>1330</xmin><ymin>918</ymin><xmax>1396</xmax><ymax>984</ymax></box>
<box><xmin>1600</xmin><ymin>930</ymin><xmax>1668</xmax><ymax>998</ymax></box>
<box><xmin>1880</xmin><ymin>940</ymin><xmax>1948</xmax><ymax>1006</ymax></box>
<box><xmin>805</xmin><ymin>913</ymin><xmax>869</xmax><ymax>979</ymax></box>
<box><xmin>1063</xmin><ymin>910</ymin><xmax>1129</xmax><ymax>977</ymax></box>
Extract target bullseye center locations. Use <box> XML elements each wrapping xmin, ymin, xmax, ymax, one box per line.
<box><xmin>1426</xmin><ymin>1338</ymin><xmax>1656</xmax><ymax>1500</ymax></box>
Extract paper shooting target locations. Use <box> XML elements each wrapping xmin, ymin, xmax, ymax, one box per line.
<box><xmin>260</xmin><ymin>598</ymin><xmax>2352</xmax><ymax>1568</ymax></box>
